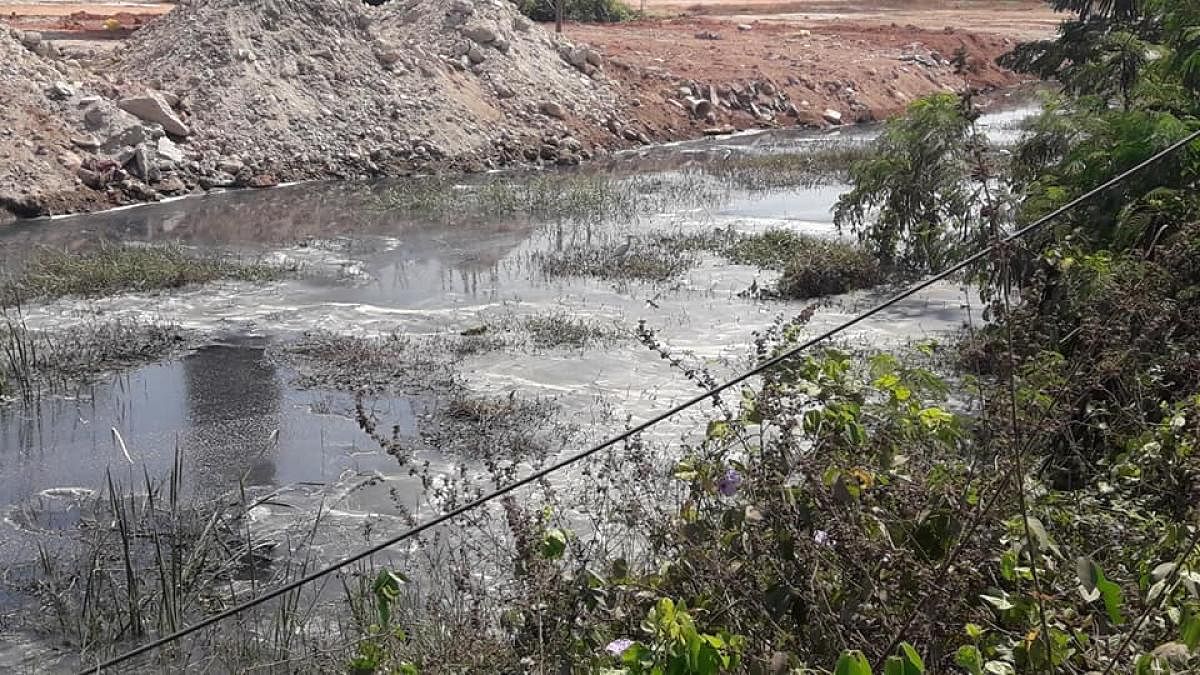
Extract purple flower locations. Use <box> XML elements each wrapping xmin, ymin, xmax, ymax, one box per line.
<box><xmin>716</xmin><ymin>468</ymin><xmax>742</xmax><ymax>497</ymax></box>
<box><xmin>606</xmin><ymin>638</ymin><xmax>634</xmax><ymax>657</ymax></box>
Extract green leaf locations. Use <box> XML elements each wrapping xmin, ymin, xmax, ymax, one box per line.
<box><xmin>1182</xmin><ymin>605</ymin><xmax>1200</xmax><ymax>650</ymax></box>
<box><xmin>371</xmin><ymin>570</ymin><xmax>408</xmax><ymax>627</ymax></box>
<box><xmin>834</xmin><ymin>650</ymin><xmax>873</xmax><ymax>675</ymax></box>
<box><xmin>955</xmin><ymin>646</ymin><xmax>984</xmax><ymax>675</ymax></box>
<box><xmin>1023</xmin><ymin>516</ymin><xmax>1062</xmax><ymax>559</ymax></box>
<box><xmin>706</xmin><ymin>419</ymin><xmax>731</xmax><ymax>441</ymax></box>
<box><xmin>1096</xmin><ymin>567</ymin><xmax>1126</xmax><ymax>625</ymax></box>
<box><xmin>540</xmin><ymin>528</ymin><xmax>568</xmax><ymax>560</ymax></box>
<box><xmin>981</xmin><ymin>592</ymin><xmax>1015</xmax><ymax>611</ymax></box>
<box><xmin>1135</xmin><ymin>653</ymin><xmax>1164</xmax><ymax>675</ymax></box>
<box><xmin>898</xmin><ymin>643</ymin><xmax>926</xmax><ymax>673</ymax></box>
<box><xmin>983</xmin><ymin>661</ymin><xmax>1015</xmax><ymax>675</ymax></box>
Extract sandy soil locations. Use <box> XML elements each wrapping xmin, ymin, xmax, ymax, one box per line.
<box><xmin>571</xmin><ymin>16</ymin><xmax>1035</xmax><ymax>137</ymax></box>
<box><xmin>635</xmin><ymin>0</ymin><xmax>1061</xmax><ymax>40</ymax></box>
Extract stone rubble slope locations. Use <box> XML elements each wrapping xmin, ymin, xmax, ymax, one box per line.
<box><xmin>113</xmin><ymin>0</ymin><xmax>621</xmax><ymax>185</ymax></box>
<box><xmin>0</xmin><ymin>29</ymin><xmax>117</xmax><ymax>217</ymax></box>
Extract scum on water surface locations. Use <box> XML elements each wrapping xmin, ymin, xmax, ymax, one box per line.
<box><xmin>0</xmin><ymin>115</ymin><xmax>1032</xmax><ymax>670</ymax></box>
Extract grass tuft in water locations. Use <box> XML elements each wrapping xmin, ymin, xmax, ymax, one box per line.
<box><xmin>2</xmin><ymin>244</ymin><xmax>285</xmax><ymax>302</ymax></box>
<box><xmin>697</xmin><ymin>141</ymin><xmax>872</xmax><ymax>190</ymax></box>
<box><xmin>658</xmin><ymin>227</ymin><xmax>883</xmax><ymax>299</ymax></box>
<box><xmin>534</xmin><ymin>243</ymin><xmax>698</xmax><ymax>283</ymax></box>
<box><xmin>377</xmin><ymin>172</ymin><xmax>722</xmax><ymax>225</ymax></box>
<box><xmin>1</xmin><ymin>309</ymin><xmax>185</xmax><ymax>402</ymax></box>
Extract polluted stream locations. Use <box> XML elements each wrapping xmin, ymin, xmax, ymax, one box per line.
<box><xmin>0</xmin><ymin>106</ymin><xmax>1031</xmax><ymax>670</ymax></box>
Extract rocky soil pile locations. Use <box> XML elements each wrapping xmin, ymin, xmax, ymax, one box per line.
<box><xmin>1</xmin><ymin>0</ymin><xmax>629</xmax><ymax>222</ymax></box>
<box><xmin>111</xmin><ymin>0</ymin><xmax>622</xmax><ymax>185</ymax></box>
<box><xmin>0</xmin><ymin>29</ymin><xmax>117</xmax><ymax>219</ymax></box>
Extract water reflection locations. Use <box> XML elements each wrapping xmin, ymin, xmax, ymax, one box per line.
<box><xmin>182</xmin><ymin>339</ymin><xmax>281</xmax><ymax>492</ymax></box>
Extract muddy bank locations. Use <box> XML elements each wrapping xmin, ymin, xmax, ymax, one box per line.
<box><xmin>0</xmin><ymin>0</ymin><xmax>1040</xmax><ymax>224</ymax></box>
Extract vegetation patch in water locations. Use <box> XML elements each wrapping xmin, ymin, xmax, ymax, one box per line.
<box><xmin>422</xmin><ymin>391</ymin><xmax>571</xmax><ymax>464</ymax></box>
<box><xmin>476</xmin><ymin>311</ymin><xmax>624</xmax><ymax>350</ymax></box>
<box><xmin>698</xmin><ymin>141</ymin><xmax>871</xmax><ymax>190</ymax></box>
<box><xmin>659</xmin><ymin>228</ymin><xmax>882</xmax><ymax>299</ymax></box>
<box><xmin>282</xmin><ymin>332</ymin><xmax>457</xmax><ymax>394</ymax></box>
<box><xmin>377</xmin><ymin>172</ymin><xmax>721</xmax><ymax>225</ymax></box>
<box><xmin>2</xmin><ymin>244</ymin><xmax>285</xmax><ymax>302</ymax></box>
<box><xmin>534</xmin><ymin>240</ymin><xmax>699</xmax><ymax>283</ymax></box>
<box><xmin>1</xmin><ymin>312</ymin><xmax>185</xmax><ymax>401</ymax></box>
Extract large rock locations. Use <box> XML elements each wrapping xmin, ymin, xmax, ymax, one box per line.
<box><xmin>118</xmin><ymin>93</ymin><xmax>190</xmax><ymax>137</ymax></box>
<box><xmin>539</xmin><ymin>101</ymin><xmax>567</xmax><ymax>119</ymax></box>
<box><xmin>48</xmin><ymin>81</ymin><xmax>74</xmax><ymax>100</ymax></box>
<box><xmin>461</xmin><ymin>23</ymin><xmax>497</xmax><ymax>44</ymax></box>
<box><xmin>157</xmin><ymin>136</ymin><xmax>186</xmax><ymax>164</ymax></box>
<box><xmin>102</xmin><ymin>124</ymin><xmax>149</xmax><ymax>152</ymax></box>
<box><xmin>822</xmin><ymin>108</ymin><xmax>843</xmax><ymax>125</ymax></box>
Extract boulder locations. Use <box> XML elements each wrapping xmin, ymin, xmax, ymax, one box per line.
<box><xmin>48</xmin><ymin>81</ymin><xmax>74</xmax><ymax>100</ymax></box>
<box><xmin>493</xmin><ymin>80</ymin><xmax>515</xmax><ymax>99</ymax></box>
<box><xmin>77</xmin><ymin>168</ymin><xmax>109</xmax><ymax>190</ymax></box>
<box><xmin>157</xmin><ymin>136</ymin><xmax>186</xmax><ymax>164</ymax></box>
<box><xmin>71</xmin><ymin>133</ymin><xmax>101</xmax><ymax>150</ymax></box>
<box><xmin>154</xmin><ymin>90</ymin><xmax>181</xmax><ymax>107</ymax></box>
<box><xmin>737</xmin><ymin>23</ymin><xmax>753</xmax><ymax>31</ymax></box>
<box><xmin>566</xmin><ymin>46</ymin><xmax>600</xmax><ymax>71</ymax></box>
<box><xmin>125</xmin><ymin>144</ymin><xmax>160</xmax><ymax>181</ymax></box>
<box><xmin>822</xmin><ymin>108</ymin><xmax>843</xmax><ymax>125</ymax></box>
<box><xmin>117</xmin><ymin>93</ymin><xmax>190</xmax><ymax>137</ymax></box>
<box><xmin>687</xmin><ymin>98</ymin><xmax>714</xmax><ymax>118</ymax></box>
<box><xmin>101</xmin><ymin>125</ymin><xmax>149</xmax><ymax>152</ymax></box>
<box><xmin>461</xmin><ymin>23</ymin><xmax>497</xmax><ymax>44</ymax></box>
<box><xmin>155</xmin><ymin>176</ymin><xmax>187</xmax><ymax>194</ymax></box>
<box><xmin>248</xmin><ymin>174</ymin><xmax>279</xmax><ymax>188</ymax></box>
<box><xmin>539</xmin><ymin>101</ymin><xmax>567</xmax><ymax>119</ymax></box>
<box><xmin>57</xmin><ymin>152</ymin><xmax>82</xmax><ymax>171</ymax></box>
<box><xmin>467</xmin><ymin>44</ymin><xmax>486</xmax><ymax>64</ymax></box>
<box><xmin>376</xmin><ymin>47</ymin><xmax>404</xmax><ymax>65</ymax></box>
<box><xmin>19</xmin><ymin>31</ymin><xmax>41</xmax><ymax>49</ymax></box>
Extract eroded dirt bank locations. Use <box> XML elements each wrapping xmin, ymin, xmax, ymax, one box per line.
<box><xmin>0</xmin><ymin>0</ymin><xmax>1046</xmax><ymax>224</ymax></box>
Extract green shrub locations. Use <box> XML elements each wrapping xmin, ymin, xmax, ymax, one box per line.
<box><xmin>514</xmin><ymin>0</ymin><xmax>634</xmax><ymax>23</ymax></box>
<box><xmin>724</xmin><ymin>229</ymin><xmax>883</xmax><ymax>299</ymax></box>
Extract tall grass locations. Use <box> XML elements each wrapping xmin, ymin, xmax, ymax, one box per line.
<box><xmin>1</xmin><ymin>243</ymin><xmax>284</xmax><ymax>302</ymax></box>
<box><xmin>0</xmin><ymin>307</ymin><xmax>184</xmax><ymax>402</ymax></box>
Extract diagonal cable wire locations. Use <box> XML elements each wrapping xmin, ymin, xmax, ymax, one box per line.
<box><xmin>81</xmin><ymin>128</ymin><xmax>1200</xmax><ymax>674</ymax></box>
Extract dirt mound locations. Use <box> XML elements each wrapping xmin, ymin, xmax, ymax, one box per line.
<box><xmin>114</xmin><ymin>0</ymin><xmax>619</xmax><ymax>182</ymax></box>
<box><xmin>0</xmin><ymin>29</ymin><xmax>114</xmax><ymax>221</ymax></box>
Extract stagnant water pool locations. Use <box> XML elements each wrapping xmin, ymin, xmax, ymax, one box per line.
<box><xmin>0</xmin><ymin>104</ymin><xmax>1034</xmax><ymax>670</ymax></box>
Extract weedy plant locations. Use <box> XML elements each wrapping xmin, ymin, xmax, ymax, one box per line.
<box><xmin>1</xmin><ymin>243</ymin><xmax>285</xmax><ymax>302</ymax></box>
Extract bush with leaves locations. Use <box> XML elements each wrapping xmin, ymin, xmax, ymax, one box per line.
<box><xmin>514</xmin><ymin>0</ymin><xmax>634</xmax><ymax>23</ymax></box>
<box><xmin>833</xmin><ymin>93</ymin><xmax>1004</xmax><ymax>273</ymax></box>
